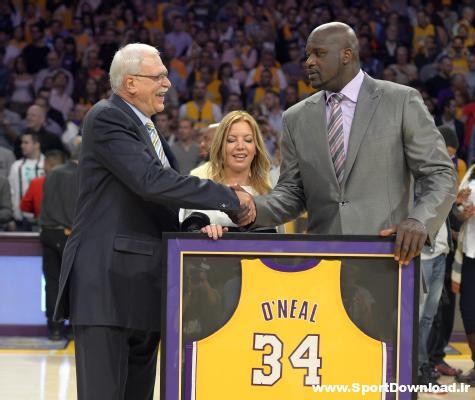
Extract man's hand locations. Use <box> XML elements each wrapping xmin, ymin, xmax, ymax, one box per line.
<box><xmin>228</xmin><ymin>184</ymin><xmax>256</xmax><ymax>226</ymax></box>
<box><xmin>379</xmin><ymin>218</ymin><xmax>427</xmax><ymax>265</ymax></box>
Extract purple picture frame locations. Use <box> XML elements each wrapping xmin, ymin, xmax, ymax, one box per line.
<box><xmin>161</xmin><ymin>233</ymin><xmax>418</xmax><ymax>400</ymax></box>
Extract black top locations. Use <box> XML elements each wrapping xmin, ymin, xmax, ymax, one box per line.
<box><xmin>40</xmin><ymin>161</ymin><xmax>78</xmax><ymax>228</ymax></box>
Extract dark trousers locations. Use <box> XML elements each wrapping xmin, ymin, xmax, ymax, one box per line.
<box><xmin>460</xmin><ymin>255</ymin><xmax>475</xmax><ymax>335</ymax></box>
<box><xmin>39</xmin><ymin>228</ymin><xmax>68</xmax><ymax>323</ymax></box>
<box><xmin>74</xmin><ymin>325</ymin><xmax>160</xmax><ymax>400</ymax></box>
<box><xmin>428</xmin><ymin>251</ymin><xmax>456</xmax><ymax>365</ymax></box>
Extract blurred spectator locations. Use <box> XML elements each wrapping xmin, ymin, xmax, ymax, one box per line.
<box><xmin>0</xmin><ymin>176</ymin><xmax>12</xmax><ymax>230</ymax></box>
<box><xmin>435</xmin><ymin>97</ymin><xmax>465</xmax><ymax>160</ymax></box>
<box><xmin>439</xmin><ymin>125</ymin><xmax>467</xmax><ymax>183</ymax></box>
<box><xmin>74</xmin><ymin>76</ymin><xmax>101</xmax><ymax>111</ymax></box>
<box><xmin>378</xmin><ymin>23</ymin><xmax>399</xmax><ymax>66</ymax></box>
<box><xmin>223</xmin><ymin>92</ymin><xmax>243</xmax><ymax>114</ymax></box>
<box><xmin>165</xmin><ymin>15</ymin><xmax>193</xmax><ymax>58</ymax></box>
<box><xmin>0</xmin><ymin>145</ymin><xmax>14</xmax><ymax>178</ymax></box>
<box><xmin>9</xmin><ymin>56</ymin><xmax>34</xmax><ymax>116</ymax></box>
<box><xmin>283</xmin><ymin>84</ymin><xmax>299</xmax><ymax>109</ymax></box>
<box><xmin>245</xmin><ymin>50</ymin><xmax>287</xmax><ymax>92</ymax></box>
<box><xmin>261</xmin><ymin>90</ymin><xmax>283</xmax><ymax>135</ymax></box>
<box><xmin>388</xmin><ymin>45</ymin><xmax>418</xmax><ymax>85</ymax></box>
<box><xmin>39</xmin><ymin>137</ymin><xmax>80</xmax><ymax>341</ymax></box>
<box><xmin>49</xmin><ymin>71</ymin><xmax>74</xmax><ymax>121</ymax></box>
<box><xmin>0</xmin><ymin>93</ymin><xmax>22</xmax><ymax>149</ymax></box>
<box><xmin>452</xmin><ymin>6</ymin><xmax>475</xmax><ymax>45</ymax></box>
<box><xmin>247</xmin><ymin>67</ymin><xmax>278</xmax><ymax>107</ymax></box>
<box><xmin>464</xmin><ymin>54</ymin><xmax>475</xmax><ymax>99</ymax></box>
<box><xmin>413</xmin><ymin>9</ymin><xmax>436</xmax><ymax>54</ymax></box>
<box><xmin>446</xmin><ymin>36</ymin><xmax>469</xmax><ymax>75</ymax></box>
<box><xmin>8</xmin><ymin>131</ymin><xmax>44</xmax><ymax>230</ymax></box>
<box><xmin>61</xmin><ymin>104</ymin><xmax>86</xmax><ymax>153</ymax></box>
<box><xmin>437</xmin><ymin>74</ymin><xmax>469</xmax><ymax>111</ymax></box>
<box><xmin>34</xmin><ymin>90</ymin><xmax>64</xmax><ymax>136</ymax></box>
<box><xmin>222</xmin><ymin>28</ymin><xmax>257</xmax><ymax>85</ymax></box>
<box><xmin>256</xmin><ymin>115</ymin><xmax>278</xmax><ymax>159</ymax></box>
<box><xmin>217</xmin><ymin>62</ymin><xmax>241</xmax><ymax>108</ymax></box>
<box><xmin>153</xmin><ymin>111</ymin><xmax>176</xmax><ymax>146</ymax></box>
<box><xmin>189</xmin><ymin>122</ymin><xmax>219</xmax><ymax>178</ymax></box>
<box><xmin>425</xmin><ymin>56</ymin><xmax>453</xmax><ymax>98</ymax></box>
<box><xmin>99</xmin><ymin>28</ymin><xmax>119</xmax><ymax>72</ymax></box>
<box><xmin>14</xmin><ymin>105</ymin><xmax>66</xmax><ymax>159</ymax></box>
<box><xmin>34</xmin><ymin>50</ymin><xmax>74</xmax><ymax>96</ymax></box>
<box><xmin>414</xmin><ymin>36</ymin><xmax>439</xmax><ymax>76</ymax></box>
<box><xmin>171</xmin><ymin>118</ymin><xmax>201</xmax><ymax>175</ymax></box>
<box><xmin>282</xmin><ymin>41</ymin><xmax>304</xmax><ymax>82</ymax></box>
<box><xmin>0</xmin><ymin>47</ymin><xmax>9</xmax><ymax>93</ymax></box>
<box><xmin>438</xmin><ymin>5</ymin><xmax>458</xmax><ymax>36</ymax></box>
<box><xmin>20</xmin><ymin>149</ymin><xmax>66</xmax><ymax>220</ymax></box>
<box><xmin>70</xmin><ymin>17</ymin><xmax>91</xmax><ymax>58</ymax></box>
<box><xmin>179</xmin><ymin>80</ymin><xmax>222</xmax><ymax>129</ymax></box>
<box><xmin>4</xmin><ymin>26</ymin><xmax>26</xmax><ymax>67</ymax></box>
<box><xmin>21</xmin><ymin>23</ymin><xmax>49</xmax><ymax>74</ymax></box>
<box><xmin>74</xmin><ymin>50</ymin><xmax>106</xmax><ymax>97</ymax></box>
<box><xmin>359</xmin><ymin>34</ymin><xmax>384</xmax><ymax>79</ymax></box>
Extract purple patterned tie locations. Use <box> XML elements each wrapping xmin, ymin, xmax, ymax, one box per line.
<box><xmin>327</xmin><ymin>93</ymin><xmax>345</xmax><ymax>185</ymax></box>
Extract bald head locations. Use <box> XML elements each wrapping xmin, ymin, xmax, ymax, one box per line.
<box><xmin>311</xmin><ymin>22</ymin><xmax>359</xmax><ymax>56</ymax></box>
<box><xmin>305</xmin><ymin>22</ymin><xmax>361</xmax><ymax>92</ymax></box>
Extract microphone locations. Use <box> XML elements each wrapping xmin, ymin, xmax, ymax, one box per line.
<box><xmin>181</xmin><ymin>212</ymin><xmax>211</xmax><ymax>232</ymax></box>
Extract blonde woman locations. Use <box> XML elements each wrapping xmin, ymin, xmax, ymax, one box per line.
<box><xmin>181</xmin><ymin>110</ymin><xmax>273</xmax><ymax>238</ymax></box>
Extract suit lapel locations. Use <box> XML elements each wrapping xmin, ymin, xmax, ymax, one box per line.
<box><xmin>159</xmin><ymin>134</ymin><xmax>179</xmax><ymax>171</ymax></box>
<box><xmin>343</xmin><ymin>75</ymin><xmax>382</xmax><ymax>186</ymax></box>
<box><xmin>110</xmin><ymin>94</ymin><xmax>169</xmax><ymax>166</ymax></box>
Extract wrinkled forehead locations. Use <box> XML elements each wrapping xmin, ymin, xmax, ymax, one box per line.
<box><xmin>141</xmin><ymin>53</ymin><xmax>166</xmax><ymax>72</ymax></box>
<box><xmin>306</xmin><ymin>30</ymin><xmax>337</xmax><ymax>50</ymax></box>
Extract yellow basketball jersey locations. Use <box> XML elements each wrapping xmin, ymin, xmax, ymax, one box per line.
<box><xmin>185</xmin><ymin>258</ymin><xmax>389</xmax><ymax>399</ymax></box>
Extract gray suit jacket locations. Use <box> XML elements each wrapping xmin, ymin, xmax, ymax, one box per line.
<box><xmin>255</xmin><ymin>74</ymin><xmax>457</xmax><ymax>242</ymax></box>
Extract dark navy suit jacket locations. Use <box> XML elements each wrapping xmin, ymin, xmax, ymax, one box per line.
<box><xmin>54</xmin><ymin>94</ymin><xmax>239</xmax><ymax>331</ymax></box>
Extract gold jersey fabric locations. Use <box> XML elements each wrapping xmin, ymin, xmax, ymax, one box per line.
<box><xmin>185</xmin><ymin>258</ymin><xmax>389</xmax><ymax>399</ymax></box>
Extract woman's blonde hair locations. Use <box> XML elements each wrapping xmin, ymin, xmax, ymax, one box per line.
<box><xmin>209</xmin><ymin>110</ymin><xmax>272</xmax><ymax>195</ymax></box>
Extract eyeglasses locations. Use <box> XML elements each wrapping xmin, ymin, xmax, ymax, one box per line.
<box><xmin>133</xmin><ymin>73</ymin><xmax>168</xmax><ymax>83</ymax></box>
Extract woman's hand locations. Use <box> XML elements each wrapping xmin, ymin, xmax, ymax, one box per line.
<box><xmin>201</xmin><ymin>224</ymin><xmax>228</xmax><ymax>240</ymax></box>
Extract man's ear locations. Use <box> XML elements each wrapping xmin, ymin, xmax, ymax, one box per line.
<box><xmin>341</xmin><ymin>48</ymin><xmax>353</xmax><ymax>65</ymax></box>
<box><xmin>123</xmin><ymin>75</ymin><xmax>137</xmax><ymax>95</ymax></box>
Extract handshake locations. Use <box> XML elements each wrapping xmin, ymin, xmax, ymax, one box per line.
<box><xmin>228</xmin><ymin>184</ymin><xmax>256</xmax><ymax>227</ymax></box>
<box><xmin>181</xmin><ymin>184</ymin><xmax>256</xmax><ymax>236</ymax></box>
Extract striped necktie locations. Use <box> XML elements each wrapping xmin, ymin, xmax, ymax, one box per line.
<box><xmin>145</xmin><ymin>121</ymin><xmax>170</xmax><ymax>168</ymax></box>
<box><xmin>327</xmin><ymin>93</ymin><xmax>345</xmax><ymax>185</ymax></box>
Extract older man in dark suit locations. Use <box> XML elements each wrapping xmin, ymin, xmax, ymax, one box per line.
<box><xmin>53</xmin><ymin>43</ymin><xmax>253</xmax><ymax>400</ymax></box>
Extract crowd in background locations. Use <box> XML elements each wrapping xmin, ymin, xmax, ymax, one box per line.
<box><xmin>0</xmin><ymin>0</ymin><xmax>474</xmax><ymax>230</ymax></box>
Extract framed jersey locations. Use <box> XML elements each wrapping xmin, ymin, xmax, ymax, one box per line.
<box><xmin>161</xmin><ymin>234</ymin><xmax>418</xmax><ymax>400</ymax></box>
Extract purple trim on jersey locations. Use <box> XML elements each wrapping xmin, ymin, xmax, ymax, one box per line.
<box><xmin>400</xmin><ymin>262</ymin><xmax>415</xmax><ymax>396</ymax></box>
<box><xmin>386</xmin><ymin>343</ymin><xmax>393</xmax><ymax>400</ymax></box>
<box><xmin>260</xmin><ymin>257</ymin><xmax>320</xmax><ymax>272</ymax></box>
<box><xmin>184</xmin><ymin>342</ymin><xmax>194</xmax><ymax>400</ymax></box>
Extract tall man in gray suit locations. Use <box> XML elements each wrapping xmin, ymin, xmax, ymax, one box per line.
<box><xmin>247</xmin><ymin>22</ymin><xmax>456</xmax><ymax>265</ymax></box>
<box><xmin>53</xmin><ymin>43</ymin><xmax>253</xmax><ymax>400</ymax></box>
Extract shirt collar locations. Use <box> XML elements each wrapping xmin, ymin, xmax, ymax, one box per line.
<box><xmin>123</xmin><ymin>99</ymin><xmax>153</xmax><ymax>125</ymax></box>
<box><xmin>325</xmin><ymin>69</ymin><xmax>365</xmax><ymax>104</ymax></box>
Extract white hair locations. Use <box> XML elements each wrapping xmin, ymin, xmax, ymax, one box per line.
<box><xmin>109</xmin><ymin>43</ymin><xmax>160</xmax><ymax>93</ymax></box>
